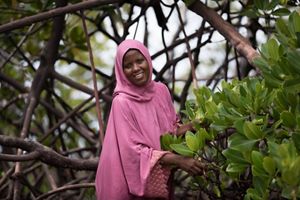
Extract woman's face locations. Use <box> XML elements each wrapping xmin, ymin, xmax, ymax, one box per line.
<box><xmin>123</xmin><ymin>49</ymin><xmax>150</xmax><ymax>87</ymax></box>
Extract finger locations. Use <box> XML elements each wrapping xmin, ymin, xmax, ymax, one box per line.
<box><xmin>197</xmin><ymin>159</ymin><xmax>207</xmax><ymax>169</ymax></box>
<box><xmin>194</xmin><ymin>161</ymin><xmax>204</xmax><ymax>169</ymax></box>
<box><xmin>188</xmin><ymin>169</ymin><xmax>198</xmax><ymax>176</ymax></box>
<box><xmin>190</xmin><ymin>166</ymin><xmax>203</xmax><ymax>175</ymax></box>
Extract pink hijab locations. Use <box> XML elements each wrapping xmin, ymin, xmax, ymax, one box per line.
<box><xmin>95</xmin><ymin>39</ymin><xmax>177</xmax><ymax>200</ymax></box>
<box><xmin>113</xmin><ymin>39</ymin><xmax>155</xmax><ymax>101</ymax></box>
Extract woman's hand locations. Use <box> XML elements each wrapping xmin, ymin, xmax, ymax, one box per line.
<box><xmin>160</xmin><ymin>153</ymin><xmax>204</xmax><ymax>176</ymax></box>
<box><xmin>176</xmin><ymin>156</ymin><xmax>204</xmax><ymax>176</ymax></box>
<box><xmin>175</xmin><ymin>122</ymin><xmax>195</xmax><ymax>136</ymax></box>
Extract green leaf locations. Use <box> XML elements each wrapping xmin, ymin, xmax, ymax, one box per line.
<box><xmin>243</xmin><ymin>121</ymin><xmax>264</xmax><ymax>140</ymax></box>
<box><xmin>185</xmin><ymin>131</ymin><xmax>199</xmax><ymax>152</ymax></box>
<box><xmin>69</xmin><ymin>26</ymin><xmax>85</xmax><ymax>44</ymax></box>
<box><xmin>278</xmin><ymin>143</ymin><xmax>297</xmax><ymax>161</ymax></box>
<box><xmin>205</xmin><ymin>101</ymin><xmax>218</xmax><ymax>117</ymax></box>
<box><xmin>225</xmin><ymin>88</ymin><xmax>241</xmax><ymax>108</ymax></box>
<box><xmin>233</xmin><ymin>119</ymin><xmax>245</xmax><ymax>135</ymax></box>
<box><xmin>283</xmin><ymin>77</ymin><xmax>300</xmax><ymax>93</ymax></box>
<box><xmin>251</xmin><ymin>151</ymin><xmax>267</xmax><ymax>177</ymax></box>
<box><xmin>239</xmin><ymin>84</ymin><xmax>248</xmax><ymax>97</ymax></box>
<box><xmin>253</xmin><ymin>176</ymin><xmax>269</xmax><ymax>197</ymax></box>
<box><xmin>229</xmin><ymin>134</ymin><xmax>257</xmax><ymax>152</ymax></box>
<box><xmin>198</xmin><ymin>127</ymin><xmax>212</xmax><ymax>141</ymax></box>
<box><xmin>241</xmin><ymin>9</ymin><xmax>259</xmax><ymax>18</ymax></box>
<box><xmin>160</xmin><ymin>133</ymin><xmax>174</xmax><ymax>151</ymax></box>
<box><xmin>184</xmin><ymin>101</ymin><xmax>196</xmax><ymax>120</ymax></box>
<box><xmin>264</xmin><ymin>74</ymin><xmax>282</xmax><ymax>89</ymax></box>
<box><xmin>280</xmin><ymin>111</ymin><xmax>296</xmax><ymax>128</ymax></box>
<box><xmin>287</xmin><ymin>51</ymin><xmax>300</xmax><ymax>72</ymax></box>
<box><xmin>170</xmin><ymin>143</ymin><xmax>195</xmax><ymax>157</ymax></box>
<box><xmin>297</xmin><ymin>32</ymin><xmax>300</xmax><ymax>47</ymax></box>
<box><xmin>276</xmin><ymin>18</ymin><xmax>291</xmax><ymax>37</ymax></box>
<box><xmin>292</xmin><ymin>132</ymin><xmax>300</xmax><ymax>151</ymax></box>
<box><xmin>253</xmin><ymin>56</ymin><xmax>268</xmax><ymax>71</ymax></box>
<box><xmin>267</xmin><ymin>0</ymin><xmax>279</xmax><ymax>10</ymax></box>
<box><xmin>213</xmin><ymin>185</ymin><xmax>221</xmax><ymax>198</ymax></box>
<box><xmin>194</xmin><ymin>87</ymin><xmax>211</xmax><ymax>110</ymax></box>
<box><xmin>272</xmin><ymin>8</ymin><xmax>290</xmax><ymax>16</ymax></box>
<box><xmin>279</xmin><ymin>0</ymin><xmax>288</xmax><ymax>4</ymax></box>
<box><xmin>223</xmin><ymin>148</ymin><xmax>249</xmax><ymax>164</ymax></box>
<box><xmin>281</xmin><ymin>186</ymin><xmax>294</xmax><ymax>199</ymax></box>
<box><xmin>290</xmin><ymin>157</ymin><xmax>300</xmax><ymax>182</ymax></box>
<box><xmin>274</xmin><ymin>90</ymin><xmax>288</xmax><ymax>111</ymax></box>
<box><xmin>194</xmin><ymin>129</ymin><xmax>205</xmax><ymax>150</ymax></box>
<box><xmin>251</xmin><ymin>151</ymin><xmax>263</xmax><ymax>166</ymax></box>
<box><xmin>245</xmin><ymin>188</ymin><xmax>264</xmax><ymax>200</ymax></box>
<box><xmin>282</xmin><ymin>169</ymin><xmax>298</xmax><ymax>186</ymax></box>
<box><xmin>226</xmin><ymin>163</ymin><xmax>248</xmax><ymax>173</ymax></box>
<box><xmin>290</xmin><ymin>11</ymin><xmax>300</xmax><ymax>33</ymax></box>
<box><xmin>160</xmin><ymin>134</ymin><xmax>184</xmax><ymax>151</ymax></box>
<box><xmin>267</xmin><ymin>39</ymin><xmax>279</xmax><ymax>60</ymax></box>
<box><xmin>263</xmin><ymin>156</ymin><xmax>276</xmax><ymax>176</ymax></box>
<box><xmin>254</xmin><ymin>0</ymin><xmax>264</xmax><ymax>10</ymax></box>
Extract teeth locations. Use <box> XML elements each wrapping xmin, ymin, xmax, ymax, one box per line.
<box><xmin>134</xmin><ymin>72</ymin><xmax>143</xmax><ymax>79</ymax></box>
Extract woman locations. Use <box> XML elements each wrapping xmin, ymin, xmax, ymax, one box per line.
<box><xmin>95</xmin><ymin>39</ymin><xmax>203</xmax><ymax>200</ymax></box>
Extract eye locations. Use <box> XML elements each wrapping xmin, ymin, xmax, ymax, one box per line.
<box><xmin>123</xmin><ymin>63</ymin><xmax>132</xmax><ymax>70</ymax></box>
<box><xmin>136</xmin><ymin>58</ymin><xmax>145</xmax><ymax>64</ymax></box>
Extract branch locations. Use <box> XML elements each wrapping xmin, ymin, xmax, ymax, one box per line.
<box><xmin>59</xmin><ymin>56</ymin><xmax>111</xmax><ymax>79</ymax></box>
<box><xmin>81</xmin><ymin>10</ymin><xmax>105</xmax><ymax>144</ymax></box>
<box><xmin>0</xmin><ymin>72</ymin><xmax>28</xmax><ymax>93</ymax></box>
<box><xmin>0</xmin><ymin>152</ymin><xmax>40</xmax><ymax>161</ymax></box>
<box><xmin>39</xmin><ymin>95</ymin><xmax>97</xmax><ymax>145</ymax></box>
<box><xmin>0</xmin><ymin>135</ymin><xmax>98</xmax><ymax>170</ymax></box>
<box><xmin>0</xmin><ymin>0</ymin><xmax>120</xmax><ymax>33</ymax></box>
<box><xmin>52</xmin><ymin>70</ymin><xmax>94</xmax><ymax>95</ymax></box>
<box><xmin>19</xmin><ymin>0</ymin><xmax>68</xmax><ymax>141</ymax></box>
<box><xmin>36</xmin><ymin>183</ymin><xmax>95</xmax><ymax>200</ymax></box>
<box><xmin>175</xmin><ymin>2</ymin><xmax>198</xmax><ymax>88</ymax></box>
<box><xmin>185</xmin><ymin>0</ymin><xmax>259</xmax><ymax>66</ymax></box>
<box><xmin>51</xmin><ymin>70</ymin><xmax>113</xmax><ymax>102</ymax></box>
<box><xmin>0</xmin><ymin>24</ymin><xmax>35</xmax><ymax>69</ymax></box>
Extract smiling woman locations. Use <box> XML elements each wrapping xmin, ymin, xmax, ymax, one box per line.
<box><xmin>95</xmin><ymin>39</ymin><xmax>204</xmax><ymax>200</ymax></box>
<box><xmin>123</xmin><ymin>49</ymin><xmax>150</xmax><ymax>87</ymax></box>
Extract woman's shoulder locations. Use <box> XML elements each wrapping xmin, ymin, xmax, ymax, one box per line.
<box><xmin>154</xmin><ymin>81</ymin><xmax>169</xmax><ymax>93</ymax></box>
<box><xmin>112</xmin><ymin>93</ymin><xmax>130</xmax><ymax>105</ymax></box>
<box><xmin>153</xmin><ymin>82</ymin><xmax>173</xmax><ymax>103</ymax></box>
<box><xmin>110</xmin><ymin>94</ymin><xmax>134</xmax><ymax>116</ymax></box>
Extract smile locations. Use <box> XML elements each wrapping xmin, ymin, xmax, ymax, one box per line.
<box><xmin>134</xmin><ymin>72</ymin><xmax>144</xmax><ymax>79</ymax></box>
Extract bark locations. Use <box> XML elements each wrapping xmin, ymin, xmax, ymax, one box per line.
<box><xmin>0</xmin><ymin>135</ymin><xmax>98</xmax><ymax>170</ymax></box>
<box><xmin>35</xmin><ymin>183</ymin><xmax>95</xmax><ymax>200</ymax></box>
<box><xmin>185</xmin><ymin>0</ymin><xmax>260</xmax><ymax>66</ymax></box>
<box><xmin>13</xmin><ymin>1</ymin><xmax>67</xmax><ymax>199</ymax></box>
<box><xmin>0</xmin><ymin>0</ymin><xmax>120</xmax><ymax>33</ymax></box>
<box><xmin>0</xmin><ymin>0</ymin><xmax>274</xmax><ymax>199</ymax></box>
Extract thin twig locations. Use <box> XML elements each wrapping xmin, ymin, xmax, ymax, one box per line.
<box><xmin>175</xmin><ymin>2</ymin><xmax>198</xmax><ymax>89</ymax></box>
<box><xmin>80</xmin><ymin>9</ymin><xmax>105</xmax><ymax>145</ymax></box>
<box><xmin>35</xmin><ymin>183</ymin><xmax>95</xmax><ymax>200</ymax></box>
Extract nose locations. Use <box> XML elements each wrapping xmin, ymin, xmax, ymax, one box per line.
<box><xmin>132</xmin><ymin>62</ymin><xmax>140</xmax><ymax>71</ymax></box>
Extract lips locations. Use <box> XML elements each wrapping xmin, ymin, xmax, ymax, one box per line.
<box><xmin>133</xmin><ymin>71</ymin><xmax>144</xmax><ymax>80</ymax></box>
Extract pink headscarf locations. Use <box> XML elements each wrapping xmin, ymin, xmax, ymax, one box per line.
<box><xmin>113</xmin><ymin>39</ymin><xmax>155</xmax><ymax>101</ymax></box>
<box><xmin>95</xmin><ymin>39</ymin><xmax>177</xmax><ymax>200</ymax></box>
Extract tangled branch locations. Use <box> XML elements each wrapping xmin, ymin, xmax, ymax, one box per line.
<box><xmin>0</xmin><ymin>135</ymin><xmax>98</xmax><ymax>170</ymax></box>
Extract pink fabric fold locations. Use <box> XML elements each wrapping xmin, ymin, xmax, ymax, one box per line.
<box><xmin>95</xmin><ymin>39</ymin><xmax>178</xmax><ymax>200</ymax></box>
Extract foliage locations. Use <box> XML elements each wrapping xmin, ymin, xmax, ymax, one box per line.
<box><xmin>161</xmin><ymin>11</ymin><xmax>300</xmax><ymax>199</ymax></box>
<box><xmin>242</xmin><ymin>0</ymin><xmax>292</xmax><ymax>18</ymax></box>
<box><xmin>1</xmin><ymin>0</ymin><xmax>299</xmax><ymax>199</ymax></box>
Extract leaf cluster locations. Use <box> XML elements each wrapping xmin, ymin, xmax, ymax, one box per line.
<box><xmin>161</xmin><ymin>11</ymin><xmax>300</xmax><ymax>200</ymax></box>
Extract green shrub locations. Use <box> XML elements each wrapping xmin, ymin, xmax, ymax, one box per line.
<box><xmin>161</xmin><ymin>11</ymin><xmax>300</xmax><ymax>200</ymax></box>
